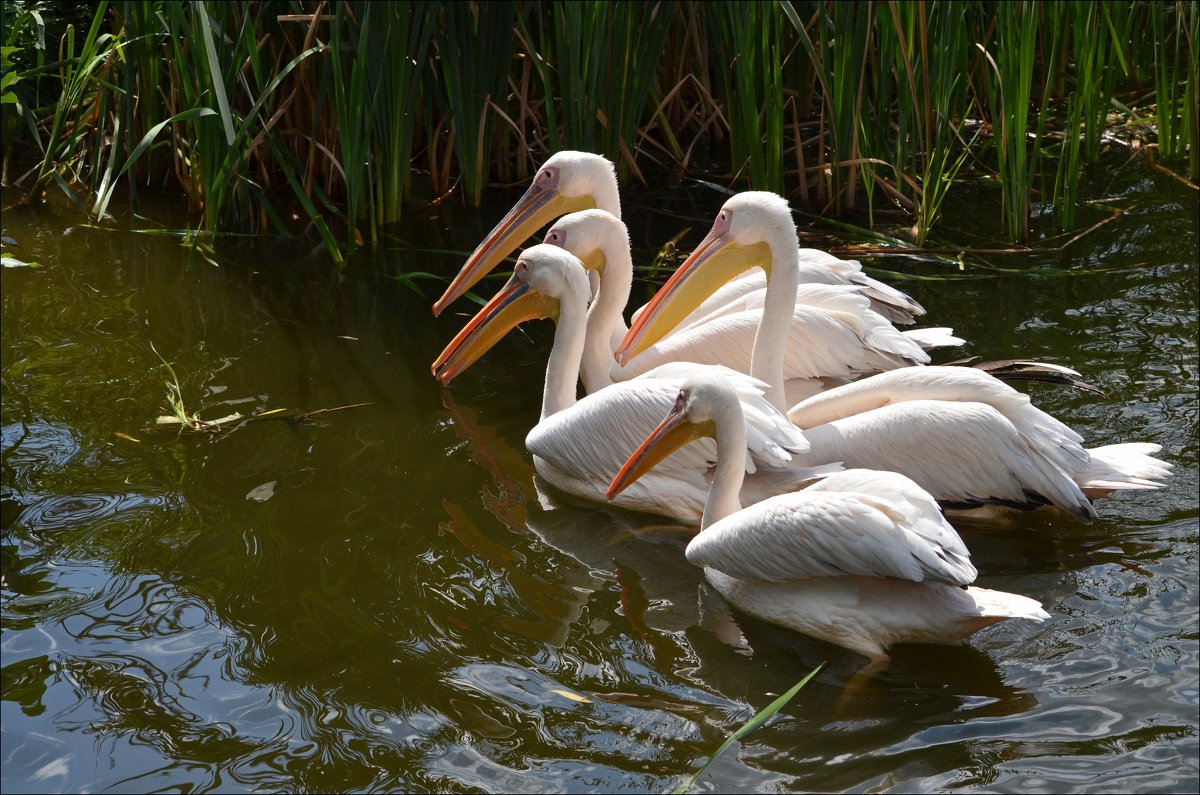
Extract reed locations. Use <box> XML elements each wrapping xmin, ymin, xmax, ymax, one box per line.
<box><xmin>867</xmin><ymin>0</ymin><xmax>975</xmax><ymax>243</ymax></box>
<box><xmin>434</xmin><ymin>1</ymin><xmax>518</xmax><ymax>207</ymax></box>
<box><xmin>979</xmin><ymin>1</ymin><xmax>1049</xmax><ymax>242</ymax></box>
<box><xmin>709</xmin><ymin>0</ymin><xmax>785</xmax><ymax>192</ymax></box>
<box><xmin>372</xmin><ymin>3</ymin><xmax>439</xmax><ymax>224</ymax></box>
<box><xmin>22</xmin><ymin>2</ymin><xmax>112</xmax><ymax>209</ymax></box>
<box><xmin>1152</xmin><ymin>0</ymin><xmax>1199</xmax><ymax>179</ymax></box>
<box><xmin>3</xmin><ymin>0</ymin><xmax>1192</xmax><ymax>264</ymax></box>
<box><xmin>673</xmin><ymin>664</ymin><xmax>823</xmax><ymax>794</ymax></box>
<box><xmin>517</xmin><ymin>1</ymin><xmax>673</xmax><ymax>178</ymax></box>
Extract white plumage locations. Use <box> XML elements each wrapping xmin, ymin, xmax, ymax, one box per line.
<box><xmin>540</xmin><ymin>209</ymin><xmax>942</xmax><ymax>398</ymax></box>
<box><xmin>618</xmin><ymin>192</ymin><xmax>1171</xmax><ymax>521</ymax></box>
<box><xmin>432</xmin><ymin>244</ymin><xmax>824</xmax><ymax>525</ymax></box>
<box><xmin>607</xmin><ymin>375</ymin><xmax>1050</xmax><ymax>662</ymax></box>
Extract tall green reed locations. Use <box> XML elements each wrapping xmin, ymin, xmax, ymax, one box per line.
<box><xmin>1152</xmin><ymin>0</ymin><xmax>1199</xmax><ymax>179</ymax></box>
<box><xmin>783</xmin><ymin>1</ymin><xmax>873</xmax><ymax>214</ymax></box>
<box><xmin>864</xmin><ymin>0</ymin><xmax>975</xmax><ymax>244</ymax></box>
<box><xmin>23</xmin><ymin>2</ymin><xmax>112</xmax><ymax>209</ymax></box>
<box><xmin>516</xmin><ymin>1</ymin><xmax>672</xmax><ymax>179</ymax></box>
<box><xmin>980</xmin><ymin>1</ymin><xmax>1052</xmax><ymax>242</ymax></box>
<box><xmin>157</xmin><ymin>1</ymin><xmax>333</xmax><ymax>261</ymax></box>
<box><xmin>368</xmin><ymin>2</ymin><xmax>439</xmax><ymax>225</ymax></box>
<box><xmin>1044</xmin><ymin>2</ymin><xmax>1128</xmax><ymax>230</ymax></box>
<box><xmin>434</xmin><ymin>1</ymin><xmax>518</xmax><ymax>206</ymax></box>
<box><xmin>709</xmin><ymin>0</ymin><xmax>785</xmax><ymax>193</ymax></box>
<box><xmin>6</xmin><ymin>1</ymin><xmax>1192</xmax><ymax>264</ymax></box>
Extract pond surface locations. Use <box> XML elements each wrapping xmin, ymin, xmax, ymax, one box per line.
<box><xmin>2</xmin><ymin>158</ymin><xmax>1197</xmax><ymax>793</ymax></box>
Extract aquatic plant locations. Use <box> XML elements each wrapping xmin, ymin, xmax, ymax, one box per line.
<box><xmin>673</xmin><ymin>664</ymin><xmax>824</xmax><ymax>793</ymax></box>
<box><xmin>3</xmin><ymin>0</ymin><xmax>1194</xmax><ymax>261</ymax></box>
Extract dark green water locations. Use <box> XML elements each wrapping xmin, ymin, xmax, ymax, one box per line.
<box><xmin>2</xmin><ymin>160</ymin><xmax>1197</xmax><ymax>793</ymax></box>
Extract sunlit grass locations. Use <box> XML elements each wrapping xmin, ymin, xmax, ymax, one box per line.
<box><xmin>673</xmin><ymin>663</ymin><xmax>824</xmax><ymax>794</ymax></box>
<box><xmin>3</xmin><ymin>0</ymin><xmax>1194</xmax><ymax>262</ymax></box>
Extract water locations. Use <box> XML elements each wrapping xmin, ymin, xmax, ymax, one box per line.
<box><xmin>2</xmin><ymin>160</ymin><xmax>1197</xmax><ymax>793</ymax></box>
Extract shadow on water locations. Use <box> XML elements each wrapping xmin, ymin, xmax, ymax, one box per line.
<box><xmin>2</xmin><ymin>155</ymin><xmax>1198</xmax><ymax>792</ymax></box>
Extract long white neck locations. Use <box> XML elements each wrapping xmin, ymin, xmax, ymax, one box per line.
<box><xmin>543</xmin><ymin>287</ymin><xmax>589</xmax><ymax>420</ymax></box>
<box><xmin>592</xmin><ymin>172</ymin><xmax>622</xmax><ymax>219</ymax></box>
<box><xmin>580</xmin><ymin>228</ymin><xmax>633</xmax><ymax>393</ymax></box>
<box><xmin>701</xmin><ymin>398</ymin><xmax>748</xmax><ymax>531</ymax></box>
<box><xmin>750</xmin><ymin>227</ymin><xmax>801</xmax><ymax>412</ymax></box>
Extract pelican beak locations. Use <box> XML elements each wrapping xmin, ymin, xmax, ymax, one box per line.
<box><xmin>606</xmin><ymin>396</ymin><xmax>714</xmax><ymax>500</ymax></box>
<box><xmin>432</xmin><ymin>183</ymin><xmax>594</xmax><ymax>316</ymax></box>
<box><xmin>614</xmin><ymin>225</ymin><xmax>769</xmax><ymax>365</ymax></box>
<box><xmin>431</xmin><ymin>273</ymin><xmax>558</xmax><ymax>385</ymax></box>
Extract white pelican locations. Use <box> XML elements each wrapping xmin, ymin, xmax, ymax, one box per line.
<box><xmin>606</xmin><ymin>375</ymin><xmax>1051</xmax><ymax>664</ymax></box>
<box><xmin>431</xmin><ymin>244</ymin><xmax>830</xmax><ymax>524</ymax></box>
<box><xmin>431</xmin><ymin>150</ymin><xmax>927</xmax><ymax>325</ymax></box>
<box><xmin>618</xmin><ymin>192</ymin><xmax>1172</xmax><ymax>521</ymax></box>
<box><xmin>539</xmin><ymin>208</ymin><xmax>954</xmax><ymax>401</ymax></box>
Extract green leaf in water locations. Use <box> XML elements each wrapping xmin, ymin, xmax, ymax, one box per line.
<box><xmin>672</xmin><ymin>663</ymin><xmax>824</xmax><ymax>794</ymax></box>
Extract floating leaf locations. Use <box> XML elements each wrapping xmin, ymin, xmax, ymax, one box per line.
<box><xmin>246</xmin><ymin>481</ymin><xmax>277</xmax><ymax>502</ymax></box>
<box><xmin>549</xmin><ymin>688</ymin><xmax>591</xmax><ymax>704</ymax></box>
<box><xmin>2</xmin><ymin>255</ymin><xmax>41</xmax><ymax>268</ymax></box>
<box><xmin>113</xmin><ymin>431</ymin><xmax>141</xmax><ymax>443</ymax></box>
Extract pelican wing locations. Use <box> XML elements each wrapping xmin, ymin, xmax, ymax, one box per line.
<box><xmin>787</xmin><ymin>366</ymin><xmax>1091</xmax><ymax>479</ymax></box>
<box><xmin>797</xmin><ymin>400</ymin><xmax>1096</xmax><ymax>522</ymax></box>
<box><xmin>804</xmin><ymin>469</ymin><xmax>970</xmax><ymax>561</ymax></box>
<box><xmin>686</xmin><ymin>480</ymin><xmax>977</xmax><ymax>586</ymax></box>
<box><xmin>526</xmin><ymin>364</ymin><xmax>811</xmax><ymax>522</ymax></box>
<box><xmin>640</xmin><ymin>252</ymin><xmax>925</xmax><ymax>329</ymax></box>
<box><xmin>615</xmin><ymin>285</ymin><xmax>928</xmax><ymax>386</ymax></box>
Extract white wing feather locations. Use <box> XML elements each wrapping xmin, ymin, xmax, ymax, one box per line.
<box><xmin>526</xmin><ymin>364</ymin><xmax>813</xmax><ymax>523</ymax></box>
<box><xmin>615</xmin><ymin>285</ymin><xmax>928</xmax><ymax>385</ymax></box>
<box><xmin>795</xmin><ymin>400</ymin><xmax>1096</xmax><ymax>522</ymax></box>
<box><xmin>787</xmin><ymin>366</ymin><xmax>1092</xmax><ymax>482</ymax></box>
<box><xmin>686</xmin><ymin>469</ymin><xmax>976</xmax><ymax>586</ymax></box>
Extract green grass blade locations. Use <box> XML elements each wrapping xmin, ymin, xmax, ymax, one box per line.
<box><xmin>673</xmin><ymin>663</ymin><xmax>824</xmax><ymax>794</ymax></box>
<box><xmin>194</xmin><ymin>0</ymin><xmax>234</xmax><ymax>145</ymax></box>
<box><xmin>94</xmin><ymin>107</ymin><xmax>218</xmax><ymax>218</ymax></box>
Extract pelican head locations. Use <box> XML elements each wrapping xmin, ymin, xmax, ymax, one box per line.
<box><xmin>615</xmin><ymin>192</ymin><xmax>796</xmax><ymax>364</ymax></box>
<box><xmin>541</xmin><ymin>208</ymin><xmax>630</xmax><ymax>276</ymax></box>
<box><xmin>606</xmin><ymin>375</ymin><xmax>735</xmax><ymax>500</ymax></box>
<box><xmin>433</xmin><ymin>152</ymin><xmax>618</xmax><ymax>316</ymax></box>
<box><xmin>431</xmin><ymin>244</ymin><xmax>590</xmax><ymax>385</ymax></box>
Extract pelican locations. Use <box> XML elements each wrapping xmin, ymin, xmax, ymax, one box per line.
<box><xmin>617</xmin><ymin>192</ymin><xmax>1172</xmax><ymax>521</ymax></box>
<box><xmin>432</xmin><ymin>150</ymin><xmax>927</xmax><ymax>325</ymax></box>
<box><xmin>432</xmin><ymin>244</ymin><xmax>831</xmax><ymax>525</ymax></box>
<box><xmin>607</xmin><ymin>375</ymin><xmax>1051</xmax><ymax>665</ymax></box>
<box><xmin>540</xmin><ymin>208</ymin><xmax>955</xmax><ymax>402</ymax></box>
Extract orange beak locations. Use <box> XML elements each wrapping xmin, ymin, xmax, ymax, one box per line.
<box><xmin>606</xmin><ymin>394</ymin><xmax>713</xmax><ymax>500</ymax></box>
<box><xmin>433</xmin><ymin>182</ymin><xmax>593</xmax><ymax>316</ymax></box>
<box><xmin>615</xmin><ymin>224</ymin><xmax>769</xmax><ymax>365</ymax></box>
<box><xmin>431</xmin><ymin>272</ymin><xmax>557</xmax><ymax>385</ymax></box>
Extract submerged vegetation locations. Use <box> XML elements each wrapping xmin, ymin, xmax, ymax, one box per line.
<box><xmin>0</xmin><ymin>0</ymin><xmax>1196</xmax><ymax>261</ymax></box>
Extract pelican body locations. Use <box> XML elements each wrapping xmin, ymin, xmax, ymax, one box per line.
<box><xmin>616</xmin><ymin>192</ymin><xmax>1172</xmax><ymax>521</ymax></box>
<box><xmin>539</xmin><ymin>208</ymin><xmax>945</xmax><ymax>401</ymax></box>
<box><xmin>432</xmin><ymin>244</ymin><xmax>823</xmax><ymax>524</ymax></box>
<box><xmin>607</xmin><ymin>376</ymin><xmax>1051</xmax><ymax>663</ymax></box>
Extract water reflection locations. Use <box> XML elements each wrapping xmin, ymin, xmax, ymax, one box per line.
<box><xmin>437</xmin><ymin>380</ymin><xmax>1049</xmax><ymax>739</ymax></box>
<box><xmin>2</xmin><ymin>167</ymin><xmax>1197</xmax><ymax>792</ymax></box>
